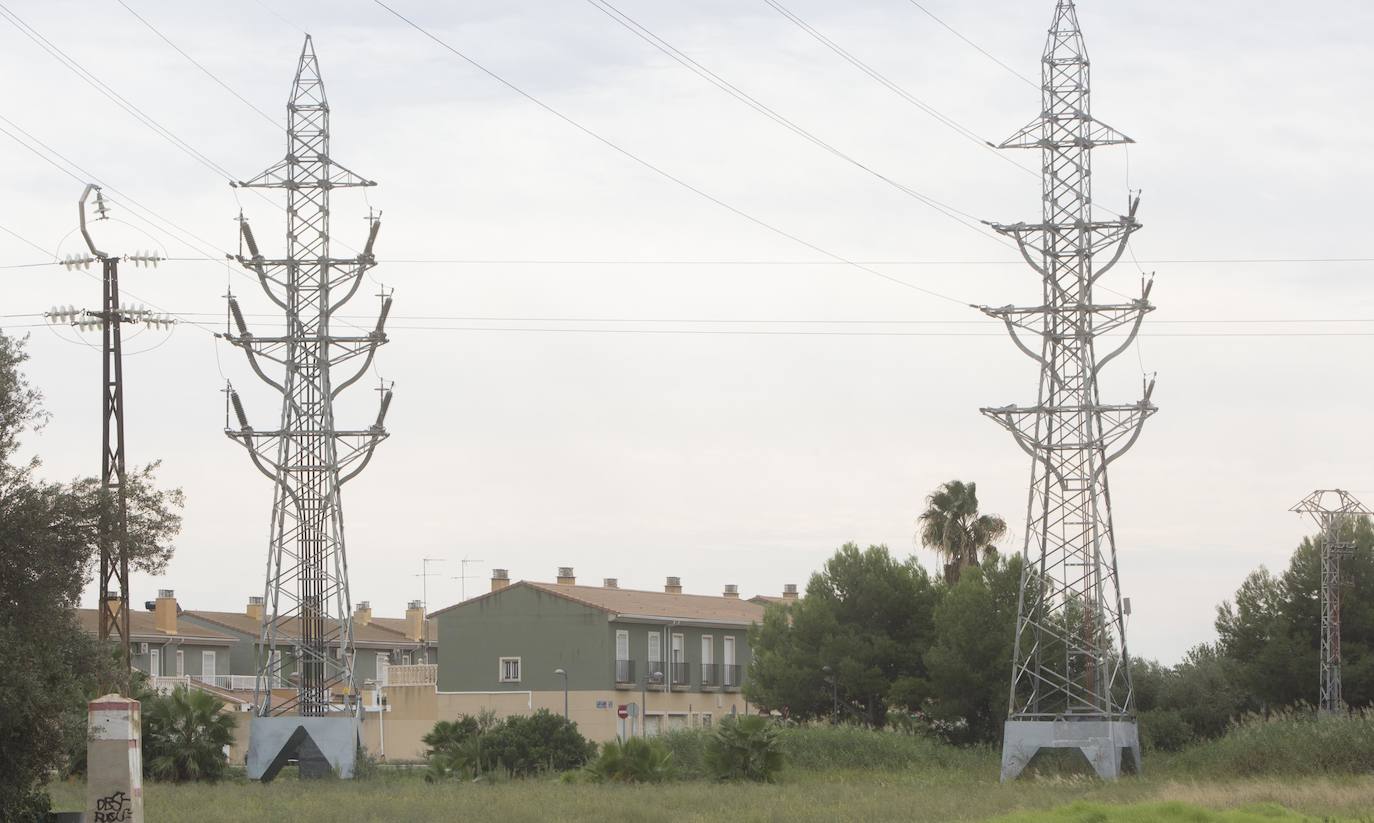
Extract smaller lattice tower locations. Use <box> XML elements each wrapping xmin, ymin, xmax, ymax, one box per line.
<box><xmin>1291</xmin><ymin>490</ymin><xmax>1371</xmax><ymax>714</ymax></box>
<box><xmin>983</xmin><ymin>0</ymin><xmax>1154</xmax><ymax>781</ymax></box>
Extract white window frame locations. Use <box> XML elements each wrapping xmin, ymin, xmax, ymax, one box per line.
<box><xmin>149</xmin><ymin>647</ymin><xmax>161</xmax><ymax>677</ymax></box>
<box><xmin>671</xmin><ymin>633</ymin><xmax>684</xmax><ymax>663</ymax></box>
<box><xmin>701</xmin><ymin>635</ymin><xmax>714</xmax><ymax>666</ymax></box>
<box><xmin>723</xmin><ymin>636</ymin><xmax>736</xmax><ymax>686</ymax></box>
<box><xmin>498</xmin><ymin>656</ymin><xmax>522</xmax><ymax>683</ymax></box>
<box><xmin>647</xmin><ymin>632</ymin><xmax>661</xmax><ymax>664</ymax></box>
<box><xmin>376</xmin><ymin>652</ymin><xmax>390</xmax><ymax>685</ymax></box>
<box><xmin>201</xmin><ymin>650</ymin><xmax>217</xmax><ymax>681</ymax></box>
<box><xmin>175</xmin><ymin>649</ymin><xmax>185</xmax><ymax>677</ymax></box>
<box><xmin>615</xmin><ymin>629</ymin><xmax>629</xmax><ymax>660</ymax></box>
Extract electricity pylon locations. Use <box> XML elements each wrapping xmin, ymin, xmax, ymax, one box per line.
<box><xmin>981</xmin><ymin>0</ymin><xmax>1155</xmax><ymax>781</ymax></box>
<box><xmin>49</xmin><ymin>185</ymin><xmax>167</xmax><ymax>694</ymax></box>
<box><xmin>222</xmin><ymin>35</ymin><xmax>392</xmax><ymax>781</ymax></box>
<box><xmin>1291</xmin><ymin>490</ymin><xmax>1371</xmax><ymax>714</ymax></box>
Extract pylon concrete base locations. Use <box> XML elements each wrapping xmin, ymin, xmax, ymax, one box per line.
<box><xmin>1000</xmin><ymin>719</ymin><xmax>1141</xmax><ymax>781</ymax></box>
<box><xmin>246</xmin><ymin>715</ymin><xmax>359</xmax><ymax>781</ymax></box>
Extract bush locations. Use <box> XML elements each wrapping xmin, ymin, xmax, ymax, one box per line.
<box><xmin>704</xmin><ymin>716</ymin><xmax>785</xmax><ymax>782</ymax></box>
<box><xmin>1169</xmin><ymin>710</ymin><xmax>1374</xmax><ymax>777</ymax></box>
<box><xmin>1139</xmin><ymin>708</ymin><xmax>1194</xmax><ymax>752</ymax></box>
<box><xmin>425</xmin><ymin>710</ymin><xmax>594</xmax><ymax>781</ymax></box>
<box><xmin>142</xmin><ymin>687</ymin><xmax>236</xmax><ymax>783</ymax></box>
<box><xmin>585</xmin><ymin>737</ymin><xmax>674</xmax><ymax>783</ymax></box>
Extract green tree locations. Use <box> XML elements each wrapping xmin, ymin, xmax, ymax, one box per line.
<box><xmin>143</xmin><ymin>687</ymin><xmax>237</xmax><ymax>782</ymax></box>
<box><xmin>917</xmin><ymin>480</ymin><xmax>1007</xmax><ymax>584</ymax></box>
<box><xmin>746</xmin><ymin>543</ymin><xmax>939</xmax><ymax>726</ymax></box>
<box><xmin>0</xmin><ymin>331</ymin><xmax>183</xmax><ymax>815</ymax></box>
<box><xmin>922</xmin><ymin>558</ymin><xmax>1021</xmax><ymax>743</ymax></box>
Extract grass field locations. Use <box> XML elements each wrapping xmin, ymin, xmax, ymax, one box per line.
<box><xmin>46</xmin><ymin>718</ymin><xmax>1374</xmax><ymax>822</ymax></box>
<box><xmin>46</xmin><ymin>767</ymin><xmax>1374</xmax><ymax>822</ymax></box>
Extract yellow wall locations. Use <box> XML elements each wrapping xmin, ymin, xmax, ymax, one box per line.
<box><xmin>361</xmin><ymin>685</ymin><xmax>754</xmax><ymax>762</ymax></box>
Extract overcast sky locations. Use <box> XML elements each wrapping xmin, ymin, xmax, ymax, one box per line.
<box><xmin>3</xmin><ymin>0</ymin><xmax>1373</xmax><ymax>664</ymax></box>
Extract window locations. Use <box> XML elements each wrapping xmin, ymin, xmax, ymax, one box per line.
<box><xmin>376</xmin><ymin>652</ymin><xmax>390</xmax><ymax>685</ymax></box>
<box><xmin>616</xmin><ymin>630</ymin><xmax>629</xmax><ymax>660</ymax></box>
<box><xmin>723</xmin><ymin>636</ymin><xmax>736</xmax><ymax>686</ymax></box>
<box><xmin>701</xmin><ymin>635</ymin><xmax>713</xmax><ymax>666</ymax></box>
<box><xmin>499</xmin><ymin>657</ymin><xmax>522</xmax><ymax>683</ymax></box>
<box><xmin>671</xmin><ymin>633</ymin><xmax>684</xmax><ymax>664</ymax></box>
<box><xmin>202</xmin><ymin>650</ymin><xmax>217</xmax><ymax>681</ymax></box>
<box><xmin>648</xmin><ymin>632</ymin><xmax>661</xmax><ymax>664</ymax></box>
<box><xmin>175</xmin><ymin>649</ymin><xmax>185</xmax><ymax>677</ymax></box>
<box><xmin>150</xmin><ymin>648</ymin><xmax>161</xmax><ymax>677</ymax></box>
<box><xmin>701</xmin><ymin>713</ymin><xmax>712</xmax><ymax>729</ymax></box>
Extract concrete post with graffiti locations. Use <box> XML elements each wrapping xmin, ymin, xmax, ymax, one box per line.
<box><xmin>87</xmin><ymin>694</ymin><xmax>144</xmax><ymax>823</ymax></box>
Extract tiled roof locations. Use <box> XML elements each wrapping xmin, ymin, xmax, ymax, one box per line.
<box><xmin>185</xmin><ymin>610</ymin><xmax>413</xmax><ymax>647</ymax></box>
<box><xmin>368</xmin><ymin>616</ymin><xmax>438</xmax><ymax>644</ymax></box>
<box><xmin>75</xmin><ymin>609</ymin><xmax>237</xmax><ymax>644</ymax></box>
<box><xmin>434</xmin><ymin>581</ymin><xmax>765</xmax><ymax>626</ymax></box>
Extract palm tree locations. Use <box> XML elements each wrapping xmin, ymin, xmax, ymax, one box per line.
<box><xmin>143</xmin><ymin>687</ymin><xmax>236</xmax><ymax>782</ymax></box>
<box><xmin>917</xmin><ymin>480</ymin><xmax>1007</xmax><ymax>585</ymax></box>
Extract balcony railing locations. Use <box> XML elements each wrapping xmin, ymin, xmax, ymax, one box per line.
<box><xmin>380</xmin><ymin>664</ymin><xmax>437</xmax><ymax>687</ymax></box>
<box><xmin>722</xmin><ymin>664</ymin><xmax>742</xmax><ymax>689</ymax></box>
<box><xmin>615</xmin><ymin>658</ymin><xmax>635</xmax><ymax>684</ymax></box>
<box><xmin>700</xmin><ymin>662</ymin><xmax>720</xmax><ymax>687</ymax></box>
<box><xmin>194</xmin><ymin>674</ymin><xmax>256</xmax><ymax>691</ymax></box>
<box><xmin>670</xmin><ymin>662</ymin><xmax>690</xmax><ymax>686</ymax></box>
<box><xmin>150</xmin><ymin>675</ymin><xmax>190</xmax><ymax>694</ymax></box>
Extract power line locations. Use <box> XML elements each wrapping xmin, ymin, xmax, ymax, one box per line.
<box><xmin>370</xmin><ymin>0</ymin><xmax>970</xmax><ymax>308</ymax></box>
<box><xmin>903</xmin><ymin>0</ymin><xmax>1039</xmax><ymax>88</ymax></box>
<box><xmin>113</xmin><ymin>0</ymin><xmax>281</xmax><ymax>129</ymax></box>
<box><xmin>0</xmin><ymin>2</ymin><xmax>238</xmax><ymax>180</ymax></box>
<box><xmin>581</xmin><ymin>0</ymin><xmax>999</xmax><ymax>234</ymax></box>
<box><xmin>0</xmin><ymin>221</ymin><xmax>55</xmax><ymax>259</ymax></box>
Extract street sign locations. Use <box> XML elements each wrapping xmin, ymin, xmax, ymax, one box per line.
<box><xmin>617</xmin><ymin>704</ymin><xmax>628</xmax><ymax>719</ymax></box>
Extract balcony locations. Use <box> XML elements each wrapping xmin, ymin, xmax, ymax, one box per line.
<box><xmin>614</xmin><ymin>658</ymin><xmax>635</xmax><ymax>687</ymax></box>
<box><xmin>700</xmin><ymin>663</ymin><xmax>720</xmax><ymax>688</ymax></box>
<box><xmin>722</xmin><ymin>664</ymin><xmax>742</xmax><ymax>690</ymax></box>
<box><xmin>194</xmin><ymin>674</ymin><xmax>258</xmax><ymax>691</ymax></box>
<box><xmin>379</xmin><ymin>664</ymin><xmax>437</xmax><ymax>687</ymax></box>
<box><xmin>670</xmin><ymin>662</ymin><xmax>690</xmax><ymax>687</ymax></box>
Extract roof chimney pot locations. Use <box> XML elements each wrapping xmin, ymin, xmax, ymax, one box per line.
<box><xmin>723</xmin><ymin>584</ymin><xmax>739</xmax><ymax>599</ymax></box>
<box><xmin>491</xmin><ymin>569</ymin><xmax>510</xmax><ymax>592</ymax></box>
<box><xmin>557</xmin><ymin>567</ymin><xmax>576</xmax><ymax>586</ymax></box>
<box><xmin>603</xmin><ymin>578</ymin><xmax>618</xmax><ymax>589</ymax></box>
<box><xmin>665</xmin><ymin>576</ymin><xmax>683</xmax><ymax>595</ymax></box>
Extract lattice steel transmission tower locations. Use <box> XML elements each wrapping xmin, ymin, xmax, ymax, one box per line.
<box><xmin>1291</xmin><ymin>490</ymin><xmax>1371</xmax><ymax>714</ymax></box>
<box><xmin>981</xmin><ymin>0</ymin><xmax>1155</xmax><ymax>781</ymax></box>
<box><xmin>222</xmin><ymin>35</ymin><xmax>393</xmax><ymax>780</ymax></box>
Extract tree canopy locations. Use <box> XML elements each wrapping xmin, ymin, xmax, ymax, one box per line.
<box><xmin>0</xmin><ymin>331</ymin><xmax>184</xmax><ymax>816</ymax></box>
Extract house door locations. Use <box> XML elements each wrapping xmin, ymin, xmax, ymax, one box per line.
<box><xmin>202</xmin><ymin>650</ymin><xmax>217</xmax><ymax>682</ymax></box>
<box><xmin>149</xmin><ymin>648</ymin><xmax>161</xmax><ymax>677</ymax></box>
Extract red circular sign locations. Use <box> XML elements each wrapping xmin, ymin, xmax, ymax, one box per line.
<box><xmin>617</xmin><ymin>705</ymin><xmax>629</xmax><ymax>719</ymax></box>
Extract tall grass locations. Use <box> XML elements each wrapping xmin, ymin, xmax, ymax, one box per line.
<box><xmin>661</xmin><ymin>724</ymin><xmax>992</xmax><ymax>777</ymax></box>
<box><xmin>1165</xmin><ymin>711</ymin><xmax>1374</xmax><ymax>778</ymax></box>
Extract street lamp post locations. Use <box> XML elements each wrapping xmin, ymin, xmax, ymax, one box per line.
<box><xmin>554</xmin><ymin>668</ymin><xmax>568</xmax><ymax>720</ymax></box>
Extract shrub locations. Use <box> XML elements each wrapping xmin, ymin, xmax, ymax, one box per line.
<box><xmin>428</xmin><ymin>710</ymin><xmax>594</xmax><ymax>779</ymax></box>
<box><xmin>142</xmin><ymin>687</ymin><xmax>236</xmax><ymax>783</ymax></box>
<box><xmin>585</xmin><ymin>737</ymin><xmax>674</xmax><ymax>783</ymax></box>
<box><xmin>1139</xmin><ymin>708</ymin><xmax>1194</xmax><ymax>752</ymax></box>
<box><xmin>703</xmin><ymin>715</ymin><xmax>785</xmax><ymax>782</ymax></box>
<box><xmin>1169</xmin><ymin>710</ymin><xmax>1374</xmax><ymax>777</ymax></box>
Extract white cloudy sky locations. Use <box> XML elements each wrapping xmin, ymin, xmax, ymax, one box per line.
<box><xmin>3</xmin><ymin>0</ymin><xmax>1372</xmax><ymax>664</ymax></box>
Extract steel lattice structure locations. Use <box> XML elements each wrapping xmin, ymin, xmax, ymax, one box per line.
<box><xmin>984</xmin><ymin>0</ymin><xmax>1155</xmax><ymax>781</ymax></box>
<box><xmin>222</xmin><ymin>36</ymin><xmax>393</xmax><ymax>724</ymax></box>
<box><xmin>1291</xmin><ymin>490</ymin><xmax>1371</xmax><ymax>714</ymax></box>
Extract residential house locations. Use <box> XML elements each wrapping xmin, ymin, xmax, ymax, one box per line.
<box><xmin>182</xmin><ymin>596</ymin><xmax>436</xmax><ymax>690</ymax></box>
<box><xmin>77</xmin><ymin>589</ymin><xmax>238</xmax><ymax>690</ymax></box>
<box><xmin>421</xmin><ymin>568</ymin><xmax>765</xmax><ymax>745</ymax></box>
